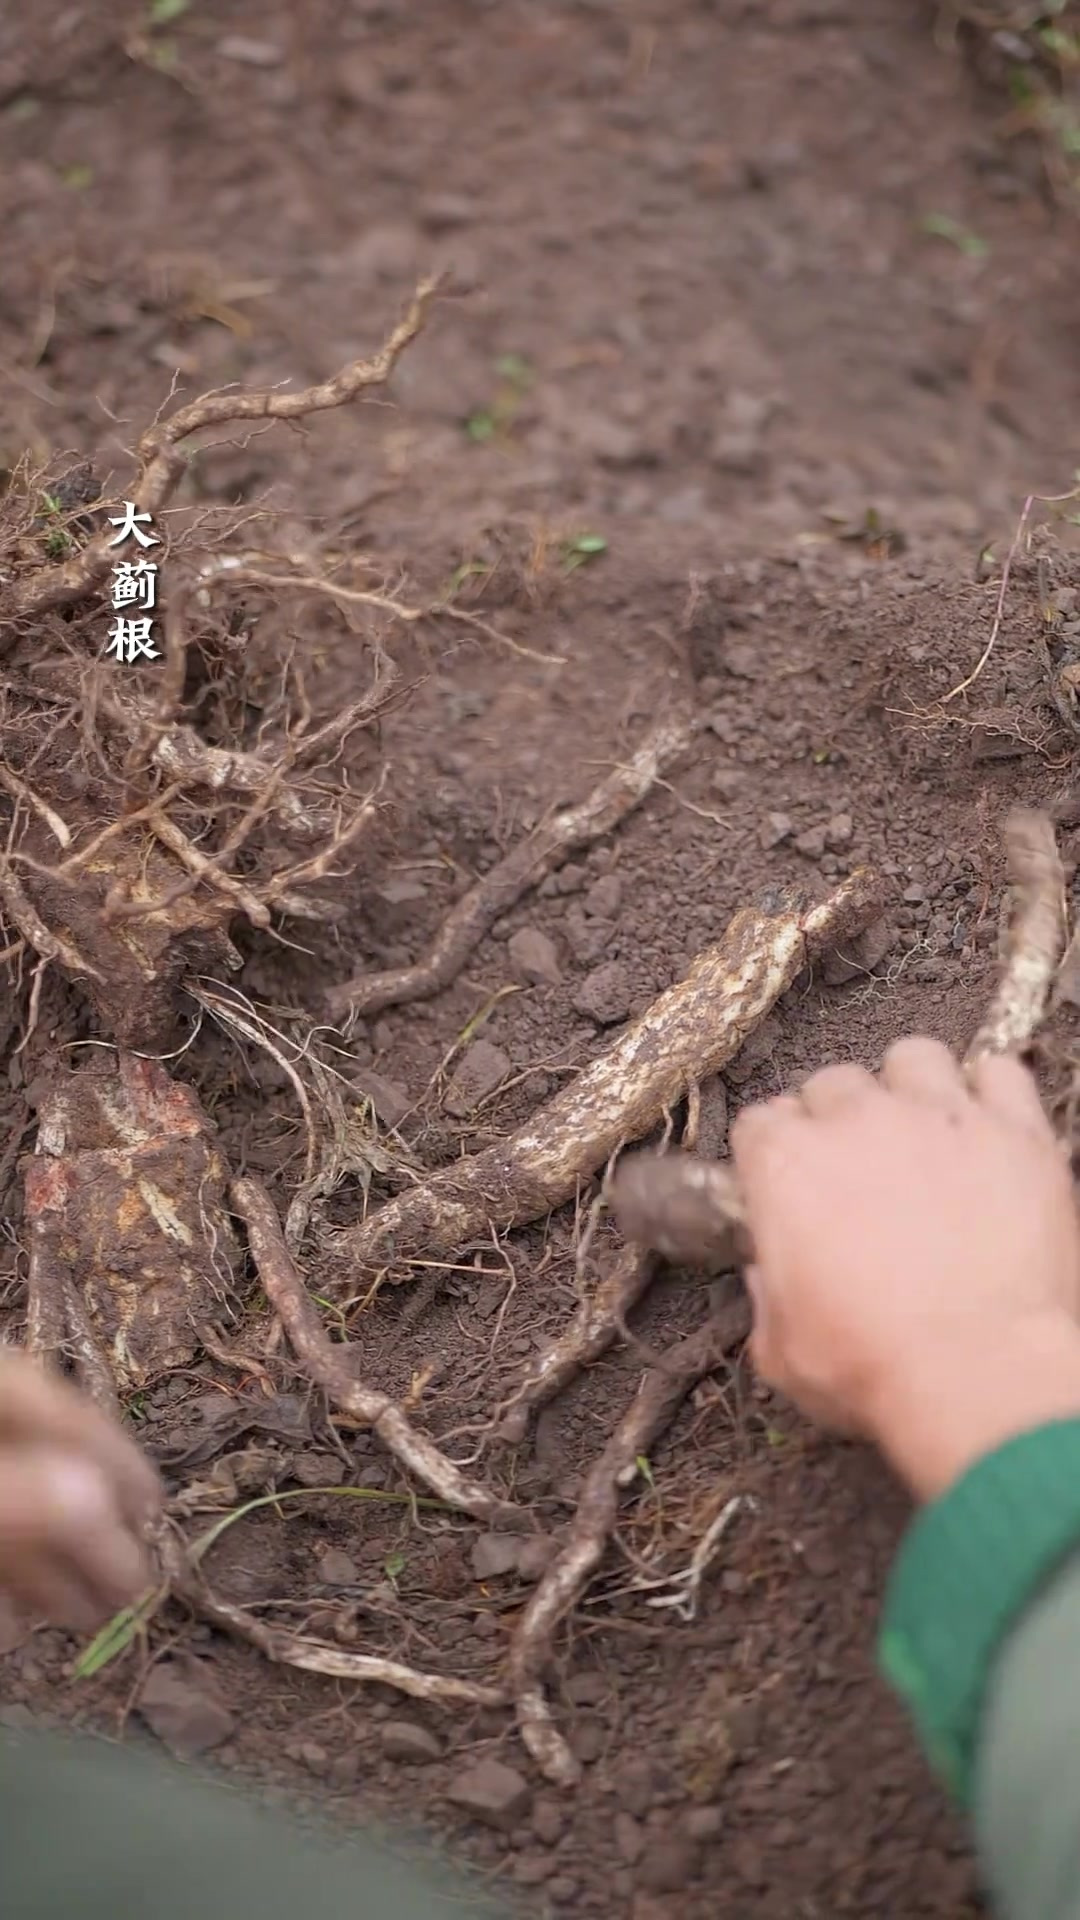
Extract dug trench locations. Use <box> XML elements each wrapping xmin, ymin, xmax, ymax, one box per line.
<box><xmin>6</xmin><ymin>522</ymin><xmax>1080</xmax><ymax>1920</ymax></box>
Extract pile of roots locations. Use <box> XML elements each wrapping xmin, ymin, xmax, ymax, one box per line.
<box><xmin>2</xmin><ymin>281</ymin><xmax>1074</xmax><ymax>1788</ymax></box>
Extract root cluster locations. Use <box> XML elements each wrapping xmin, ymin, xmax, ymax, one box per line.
<box><xmin>5</xmin><ymin>283</ymin><xmax>1072</xmax><ymax>1785</ymax></box>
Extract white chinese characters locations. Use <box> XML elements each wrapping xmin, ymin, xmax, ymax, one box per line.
<box><xmin>106</xmin><ymin>503</ymin><xmax>162</xmax><ymax>663</ymax></box>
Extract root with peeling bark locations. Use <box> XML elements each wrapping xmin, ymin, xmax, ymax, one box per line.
<box><xmin>156</xmin><ymin>1534</ymin><xmax>504</xmax><ymax>1712</ymax></box>
<box><xmin>609</xmin><ymin>806</ymin><xmax>1070</xmax><ymax>1275</ymax></box>
<box><xmin>231</xmin><ymin>1175</ymin><xmax>518</xmax><ymax>1525</ymax></box>
<box><xmin>326</xmin><ymin>708</ymin><xmax>698</xmax><ymax>1024</ymax></box>
<box><xmin>509</xmin><ymin>1297</ymin><xmax>752</xmax><ymax>1786</ymax></box>
<box><xmin>325</xmin><ymin>866</ymin><xmax>882</xmax><ymax>1291</ymax></box>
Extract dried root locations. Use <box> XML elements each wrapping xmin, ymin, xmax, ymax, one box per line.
<box><xmin>509</xmin><ymin>1296</ymin><xmax>752</xmax><ymax>1787</ymax></box>
<box><xmin>966</xmin><ymin>806</ymin><xmax>1068</xmax><ymax>1062</ymax></box>
<box><xmin>1</xmin><ymin>278</ymin><xmax>441</xmax><ymax>627</ymax></box>
<box><xmin>161</xmin><ymin>1538</ymin><xmax>503</xmax><ymax>1712</ymax></box>
<box><xmin>326</xmin><ymin>708</ymin><xmax>698</xmax><ymax>1023</ymax></box>
<box><xmin>326</xmin><ymin>866</ymin><xmax>881</xmax><ymax>1290</ymax></box>
<box><xmin>609</xmin><ymin>806</ymin><xmax>1069</xmax><ymax>1274</ymax></box>
<box><xmin>0</xmin><ymin>287</ymin><xmax>436</xmax><ymax>1049</ymax></box>
<box><xmin>231</xmin><ymin>1175</ymin><xmax>519</xmax><ymax>1524</ymax></box>
<box><xmin>493</xmin><ymin>1244</ymin><xmax>656</xmax><ymax>1444</ymax></box>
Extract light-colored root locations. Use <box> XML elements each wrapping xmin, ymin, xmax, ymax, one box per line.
<box><xmin>325</xmin><ymin>708</ymin><xmax>698</xmax><ymax>1023</ymax></box>
<box><xmin>326</xmin><ymin>866</ymin><xmax>881</xmax><ymax>1290</ymax></box>
<box><xmin>0</xmin><ymin>857</ymin><xmax>104</xmax><ymax>981</ymax></box>
<box><xmin>231</xmin><ymin>1175</ymin><xmax>519</xmax><ymax>1525</ymax></box>
<box><xmin>610</xmin><ymin>809</ymin><xmax>1068</xmax><ymax>1272</ymax></box>
<box><xmin>509</xmin><ymin>1297</ymin><xmax>752</xmax><ymax>1787</ymax></box>
<box><xmin>966</xmin><ymin>806</ymin><xmax>1067</xmax><ymax>1062</ymax></box>
<box><xmin>493</xmin><ymin>1246</ymin><xmax>655</xmax><ymax>1444</ymax></box>
<box><xmin>165</xmin><ymin>1550</ymin><xmax>502</xmax><ymax>1711</ymax></box>
<box><xmin>2</xmin><ymin>278</ymin><xmax>440</xmax><ymax>627</ymax></box>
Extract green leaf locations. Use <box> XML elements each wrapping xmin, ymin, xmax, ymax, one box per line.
<box><xmin>74</xmin><ymin>1589</ymin><xmax>163</xmax><ymax>1678</ymax></box>
<box><xmin>61</xmin><ymin>164</ymin><xmax>94</xmax><ymax>191</ymax></box>
<box><xmin>384</xmin><ymin>1550</ymin><xmax>406</xmax><ymax>1582</ymax></box>
<box><xmin>919</xmin><ymin>211</ymin><xmax>988</xmax><ymax>259</ymax></box>
<box><xmin>635</xmin><ymin>1453</ymin><xmax>656</xmax><ymax>1488</ymax></box>
<box><xmin>494</xmin><ymin>352</ymin><xmax>533</xmax><ymax>388</ymax></box>
<box><xmin>149</xmin><ymin>0</ymin><xmax>189</xmax><ymax>22</ymax></box>
<box><xmin>466</xmin><ymin>411</ymin><xmax>496</xmax><ymax>443</ymax></box>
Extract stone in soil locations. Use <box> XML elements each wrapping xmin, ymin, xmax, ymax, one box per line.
<box><xmin>583</xmin><ymin>873</ymin><xmax>622</xmax><ymax>918</ymax></box>
<box><xmin>636</xmin><ymin>1839</ymin><xmax>702</xmax><ymax>1895</ymax></box>
<box><xmin>508</xmin><ymin>926</ymin><xmax>562</xmax><ymax>985</ymax></box>
<box><xmin>446</xmin><ymin>1757</ymin><xmax>532</xmax><ymax>1831</ymax></box>
<box><xmin>316</xmin><ymin>1546</ymin><xmax>359</xmax><ymax>1586</ymax></box>
<box><xmin>444</xmin><ymin>1039</ymin><xmax>511</xmax><ymax>1116</ymax></box>
<box><xmin>380</xmin><ymin>1719</ymin><xmax>443</xmax><ymax>1763</ymax></box>
<box><xmin>760</xmin><ymin>811</ymin><xmax>793</xmax><ymax>848</ymax></box>
<box><xmin>572</xmin><ymin>960</ymin><xmax>632</xmax><ymax>1025</ymax></box>
<box><xmin>137</xmin><ymin>1658</ymin><xmax>235</xmax><ymax>1759</ymax></box>
<box><xmin>470</xmin><ymin>1531</ymin><xmax>523</xmax><ymax>1579</ymax></box>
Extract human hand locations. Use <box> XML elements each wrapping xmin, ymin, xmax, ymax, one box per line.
<box><xmin>730</xmin><ymin>1037</ymin><xmax>1080</xmax><ymax>1500</ymax></box>
<box><xmin>0</xmin><ymin>1350</ymin><xmax>162</xmax><ymax>1629</ymax></box>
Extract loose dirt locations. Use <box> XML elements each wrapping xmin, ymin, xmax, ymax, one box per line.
<box><xmin>3</xmin><ymin>3</ymin><xmax>1080</xmax><ymax>1916</ymax></box>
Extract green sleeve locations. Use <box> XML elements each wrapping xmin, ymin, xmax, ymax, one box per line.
<box><xmin>976</xmin><ymin>1550</ymin><xmax>1080</xmax><ymax>1920</ymax></box>
<box><xmin>877</xmin><ymin>1418</ymin><xmax>1080</xmax><ymax>1920</ymax></box>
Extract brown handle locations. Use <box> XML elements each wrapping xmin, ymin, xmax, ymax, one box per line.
<box><xmin>608</xmin><ymin>1152</ymin><xmax>753</xmax><ymax>1271</ymax></box>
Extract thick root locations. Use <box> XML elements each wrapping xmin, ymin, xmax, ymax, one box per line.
<box><xmin>326</xmin><ymin>867</ymin><xmax>881</xmax><ymax>1290</ymax></box>
<box><xmin>965</xmin><ymin>806</ymin><xmax>1067</xmax><ymax>1062</ymax></box>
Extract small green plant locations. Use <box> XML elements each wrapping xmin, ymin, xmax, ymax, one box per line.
<box><xmin>383</xmin><ymin>1549</ymin><xmax>407</xmax><ymax>1584</ymax></box>
<box><xmin>635</xmin><ymin>1453</ymin><xmax>656</xmax><ymax>1489</ymax></box>
<box><xmin>919</xmin><ymin>210</ymin><xmax>989</xmax><ymax>257</ymax></box>
<box><xmin>561</xmin><ymin>532</ymin><xmax>607</xmax><ymax>574</ymax></box>
<box><xmin>39</xmin><ymin>491</ymin><xmax>70</xmax><ymax>559</ymax></box>
<box><xmin>464</xmin><ymin>352</ymin><xmax>535</xmax><ymax>445</ymax></box>
<box><xmin>60</xmin><ymin>163</ymin><xmax>94</xmax><ymax>192</ymax></box>
<box><xmin>149</xmin><ymin>0</ymin><xmax>188</xmax><ymax>21</ymax></box>
<box><xmin>75</xmin><ymin>1482</ymin><xmax>446</xmax><ymax>1678</ymax></box>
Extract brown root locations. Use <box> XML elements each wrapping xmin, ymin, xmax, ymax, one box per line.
<box><xmin>325</xmin><ymin>707</ymin><xmax>698</xmax><ymax>1024</ymax></box>
<box><xmin>231</xmin><ymin>1175</ymin><xmax>520</xmax><ymax>1524</ymax></box>
<box><xmin>161</xmin><ymin>1540</ymin><xmax>503</xmax><ymax>1712</ymax></box>
<box><xmin>25</xmin><ymin>1054</ymin><xmax>241</xmax><ymax>1395</ymax></box>
<box><xmin>492</xmin><ymin>1245</ymin><xmax>656</xmax><ymax>1444</ymax></box>
<box><xmin>325</xmin><ymin>866</ymin><xmax>881</xmax><ymax>1290</ymax></box>
<box><xmin>509</xmin><ymin>1298</ymin><xmax>752</xmax><ymax>1786</ymax></box>
<box><xmin>1</xmin><ymin>278</ymin><xmax>441</xmax><ymax>627</ymax></box>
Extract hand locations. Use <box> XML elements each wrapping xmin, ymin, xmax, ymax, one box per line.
<box><xmin>0</xmin><ymin>1350</ymin><xmax>162</xmax><ymax>1629</ymax></box>
<box><xmin>730</xmin><ymin>1037</ymin><xmax>1080</xmax><ymax>1500</ymax></box>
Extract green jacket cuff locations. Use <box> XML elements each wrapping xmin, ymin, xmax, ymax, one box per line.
<box><xmin>878</xmin><ymin>1417</ymin><xmax>1080</xmax><ymax>1808</ymax></box>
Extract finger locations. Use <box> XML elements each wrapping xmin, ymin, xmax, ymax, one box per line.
<box><xmin>880</xmin><ymin>1036</ymin><xmax>969</xmax><ymax>1112</ymax></box>
<box><xmin>967</xmin><ymin>1050</ymin><xmax>1055</xmax><ymax>1137</ymax></box>
<box><xmin>798</xmin><ymin>1062</ymin><xmax>878</xmax><ymax>1119</ymax></box>
<box><xmin>0</xmin><ymin>1355</ymin><xmax>162</xmax><ymax>1527</ymax></box>
<box><xmin>9</xmin><ymin>1555</ymin><xmax>119</xmax><ymax>1634</ymax></box>
<box><xmin>730</xmin><ymin>1094</ymin><xmax>805</xmax><ymax>1183</ymax></box>
<box><xmin>0</xmin><ymin>1451</ymin><xmax>151</xmax><ymax>1622</ymax></box>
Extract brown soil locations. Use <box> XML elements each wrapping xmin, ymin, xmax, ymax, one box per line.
<box><xmin>3</xmin><ymin>4</ymin><xmax>1080</xmax><ymax>1916</ymax></box>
